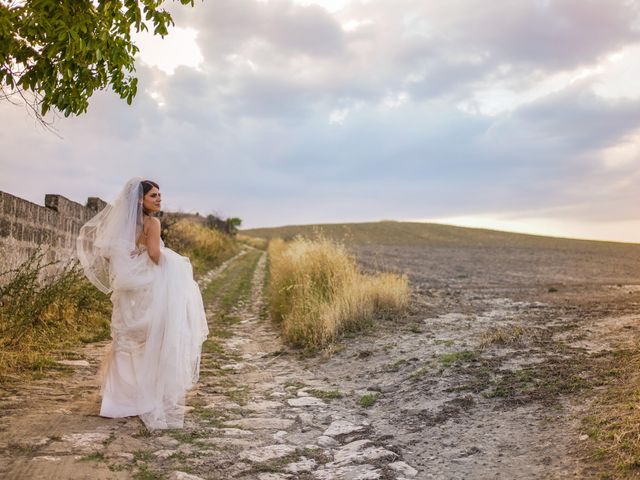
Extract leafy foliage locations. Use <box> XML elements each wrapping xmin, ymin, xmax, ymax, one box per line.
<box><xmin>227</xmin><ymin>217</ymin><xmax>242</xmax><ymax>231</ymax></box>
<box><xmin>0</xmin><ymin>0</ymin><xmax>195</xmax><ymax>122</ymax></box>
<box><xmin>204</xmin><ymin>214</ymin><xmax>242</xmax><ymax>235</ymax></box>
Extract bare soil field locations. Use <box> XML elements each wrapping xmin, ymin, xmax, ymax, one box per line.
<box><xmin>347</xmin><ymin>240</ymin><xmax>640</xmax><ymax>478</ymax></box>
<box><xmin>2</xmin><ymin>222</ymin><xmax>640</xmax><ymax>479</ymax></box>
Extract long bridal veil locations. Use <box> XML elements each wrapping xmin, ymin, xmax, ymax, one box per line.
<box><xmin>77</xmin><ymin>177</ymin><xmax>144</xmax><ymax>294</ymax></box>
<box><xmin>77</xmin><ymin>178</ymin><xmax>209</xmax><ymax>430</ymax></box>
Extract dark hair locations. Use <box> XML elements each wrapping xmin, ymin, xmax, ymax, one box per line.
<box><xmin>141</xmin><ymin>180</ymin><xmax>159</xmax><ymax>195</ymax></box>
<box><xmin>141</xmin><ymin>180</ymin><xmax>160</xmax><ymax>216</ymax></box>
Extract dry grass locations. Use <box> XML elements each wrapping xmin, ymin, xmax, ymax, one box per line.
<box><xmin>163</xmin><ymin>219</ymin><xmax>239</xmax><ymax>277</ymax></box>
<box><xmin>236</xmin><ymin>234</ymin><xmax>268</xmax><ymax>250</ymax></box>
<box><xmin>0</xmin><ymin>252</ymin><xmax>111</xmax><ymax>381</ymax></box>
<box><xmin>479</xmin><ymin>324</ymin><xmax>538</xmax><ymax>349</ymax></box>
<box><xmin>267</xmin><ymin>236</ymin><xmax>409</xmax><ymax>349</ymax></box>
<box><xmin>580</xmin><ymin>350</ymin><xmax>640</xmax><ymax>477</ymax></box>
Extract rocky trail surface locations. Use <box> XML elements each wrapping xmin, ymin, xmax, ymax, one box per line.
<box><xmin>2</xmin><ymin>238</ymin><xmax>640</xmax><ymax>479</ymax></box>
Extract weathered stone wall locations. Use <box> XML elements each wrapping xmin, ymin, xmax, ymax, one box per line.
<box><xmin>0</xmin><ymin>190</ymin><xmax>236</xmax><ymax>275</ymax></box>
<box><xmin>0</xmin><ymin>191</ymin><xmax>107</xmax><ymax>273</ymax></box>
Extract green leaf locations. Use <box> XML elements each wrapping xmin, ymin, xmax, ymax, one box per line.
<box><xmin>1</xmin><ymin>0</ymin><xmax>197</xmax><ymax>119</ymax></box>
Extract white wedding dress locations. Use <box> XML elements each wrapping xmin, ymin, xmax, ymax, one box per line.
<box><xmin>77</xmin><ymin>178</ymin><xmax>209</xmax><ymax>430</ymax></box>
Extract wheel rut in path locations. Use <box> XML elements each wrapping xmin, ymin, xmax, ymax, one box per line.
<box><xmin>186</xmin><ymin>249</ymin><xmax>418</xmax><ymax>479</ymax></box>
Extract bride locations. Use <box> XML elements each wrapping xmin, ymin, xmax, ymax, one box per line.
<box><xmin>76</xmin><ymin>178</ymin><xmax>209</xmax><ymax>430</ymax></box>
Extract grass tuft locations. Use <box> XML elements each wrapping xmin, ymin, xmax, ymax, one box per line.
<box><xmin>357</xmin><ymin>393</ymin><xmax>379</xmax><ymax>408</ymax></box>
<box><xmin>267</xmin><ymin>236</ymin><xmax>409</xmax><ymax>349</ymax></box>
<box><xmin>579</xmin><ymin>349</ymin><xmax>640</xmax><ymax>477</ymax></box>
<box><xmin>163</xmin><ymin>219</ymin><xmax>238</xmax><ymax>277</ymax></box>
<box><xmin>439</xmin><ymin>350</ymin><xmax>479</xmax><ymax>367</ymax></box>
<box><xmin>479</xmin><ymin>325</ymin><xmax>538</xmax><ymax>349</ymax></box>
<box><xmin>80</xmin><ymin>451</ymin><xmax>106</xmax><ymax>462</ymax></box>
<box><xmin>306</xmin><ymin>389</ymin><xmax>343</xmax><ymax>401</ymax></box>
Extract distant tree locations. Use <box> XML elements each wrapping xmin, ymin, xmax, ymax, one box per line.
<box><xmin>227</xmin><ymin>217</ymin><xmax>241</xmax><ymax>235</ymax></box>
<box><xmin>205</xmin><ymin>214</ymin><xmax>223</xmax><ymax>231</ymax></box>
<box><xmin>203</xmin><ymin>214</ymin><xmax>241</xmax><ymax>235</ymax></box>
<box><xmin>0</xmin><ymin>0</ymin><xmax>195</xmax><ymax>126</ymax></box>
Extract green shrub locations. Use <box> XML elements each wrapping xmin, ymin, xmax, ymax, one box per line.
<box><xmin>0</xmin><ymin>251</ymin><xmax>111</xmax><ymax>380</ymax></box>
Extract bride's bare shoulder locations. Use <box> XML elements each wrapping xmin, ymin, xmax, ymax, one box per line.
<box><xmin>143</xmin><ymin>215</ymin><xmax>161</xmax><ymax>232</ymax></box>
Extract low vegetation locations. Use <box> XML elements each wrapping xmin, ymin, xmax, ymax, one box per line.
<box><xmin>357</xmin><ymin>393</ymin><xmax>379</xmax><ymax>408</ymax></box>
<box><xmin>0</xmin><ymin>251</ymin><xmax>111</xmax><ymax>381</ymax></box>
<box><xmin>580</xmin><ymin>349</ymin><xmax>640</xmax><ymax>477</ymax></box>
<box><xmin>267</xmin><ymin>235</ymin><xmax>409</xmax><ymax>349</ymax></box>
<box><xmin>479</xmin><ymin>324</ymin><xmax>538</xmax><ymax>349</ymax></box>
<box><xmin>438</xmin><ymin>350</ymin><xmax>479</xmax><ymax>367</ymax></box>
<box><xmin>163</xmin><ymin>218</ymin><xmax>239</xmax><ymax>276</ymax></box>
<box><xmin>236</xmin><ymin>234</ymin><xmax>269</xmax><ymax>250</ymax></box>
<box><xmin>0</xmin><ymin>216</ymin><xmax>240</xmax><ymax>382</ymax></box>
<box><xmin>306</xmin><ymin>389</ymin><xmax>344</xmax><ymax>401</ymax></box>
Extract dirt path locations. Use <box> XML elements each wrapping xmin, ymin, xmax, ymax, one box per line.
<box><xmin>2</xmin><ymin>242</ymin><xmax>640</xmax><ymax>479</ymax></box>
<box><xmin>0</xmin><ymin>249</ymin><xmax>251</xmax><ymax>480</ymax></box>
<box><xmin>0</xmin><ymin>248</ymin><xmax>416</xmax><ymax>480</ymax></box>
<box><xmin>191</xmin><ymin>251</ymin><xmax>419</xmax><ymax>480</ymax></box>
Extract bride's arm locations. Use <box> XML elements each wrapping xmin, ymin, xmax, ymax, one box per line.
<box><xmin>146</xmin><ymin>217</ymin><xmax>162</xmax><ymax>264</ymax></box>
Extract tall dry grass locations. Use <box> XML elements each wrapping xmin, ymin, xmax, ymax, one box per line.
<box><xmin>0</xmin><ymin>252</ymin><xmax>111</xmax><ymax>381</ymax></box>
<box><xmin>579</xmin><ymin>349</ymin><xmax>640</xmax><ymax>477</ymax></box>
<box><xmin>268</xmin><ymin>236</ymin><xmax>409</xmax><ymax>349</ymax></box>
<box><xmin>163</xmin><ymin>219</ymin><xmax>239</xmax><ymax>276</ymax></box>
<box><xmin>236</xmin><ymin>234</ymin><xmax>268</xmax><ymax>250</ymax></box>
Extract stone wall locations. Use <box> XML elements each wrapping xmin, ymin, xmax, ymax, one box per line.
<box><xmin>0</xmin><ymin>190</ymin><xmax>107</xmax><ymax>273</ymax></box>
<box><xmin>0</xmin><ymin>190</ymin><xmax>237</xmax><ymax>275</ymax></box>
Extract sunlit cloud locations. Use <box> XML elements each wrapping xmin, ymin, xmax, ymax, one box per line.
<box><xmin>135</xmin><ymin>26</ymin><xmax>204</xmax><ymax>75</ymax></box>
<box><xmin>381</xmin><ymin>92</ymin><xmax>409</xmax><ymax>110</ymax></box>
<box><xmin>291</xmin><ymin>0</ymin><xmax>352</xmax><ymax>12</ymax></box>
<box><xmin>2</xmin><ymin>0</ymin><xmax>640</xmax><ymax>241</ymax></box>
<box><xmin>593</xmin><ymin>44</ymin><xmax>640</xmax><ymax>100</ymax></box>
<box><xmin>425</xmin><ymin>215</ymin><xmax>640</xmax><ymax>244</ymax></box>
<box><xmin>601</xmin><ymin>130</ymin><xmax>640</xmax><ymax>169</ymax></box>
<box><xmin>329</xmin><ymin>108</ymin><xmax>350</xmax><ymax>125</ymax></box>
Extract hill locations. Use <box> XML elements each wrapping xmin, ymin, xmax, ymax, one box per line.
<box><xmin>242</xmin><ymin>220</ymin><xmax>640</xmax><ymax>252</ymax></box>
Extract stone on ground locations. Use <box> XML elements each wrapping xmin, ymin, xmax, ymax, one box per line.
<box><xmin>238</xmin><ymin>444</ymin><xmax>297</xmax><ymax>463</ymax></box>
<box><xmin>323</xmin><ymin>420</ymin><xmax>365</xmax><ymax>437</ymax></box>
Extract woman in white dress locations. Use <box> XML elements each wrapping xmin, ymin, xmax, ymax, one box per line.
<box><xmin>77</xmin><ymin>178</ymin><xmax>209</xmax><ymax>430</ymax></box>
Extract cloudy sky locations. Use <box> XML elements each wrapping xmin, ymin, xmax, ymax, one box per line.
<box><xmin>2</xmin><ymin>0</ymin><xmax>640</xmax><ymax>242</ymax></box>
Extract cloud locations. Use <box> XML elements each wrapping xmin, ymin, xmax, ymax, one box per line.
<box><xmin>175</xmin><ymin>0</ymin><xmax>345</xmax><ymax>60</ymax></box>
<box><xmin>444</xmin><ymin>0</ymin><xmax>640</xmax><ymax>68</ymax></box>
<box><xmin>2</xmin><ymin>0</ymin><xmax>640</xmax><ymax>240</ymax></box>
<box><xmin>166</xmin><ymin>0</ymin><xmax>640</xmax><ymax>121</ymax></box>
<box><xmin>512</xmin><ymin>82</ymin><xmax>640</xmax><ymax>150</ymax></box>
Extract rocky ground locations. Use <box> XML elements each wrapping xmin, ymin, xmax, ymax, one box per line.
<box><xmin>1</xmin><ymin>239</ymin><xmax>640</xmax><ymax>479</ymax></box>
